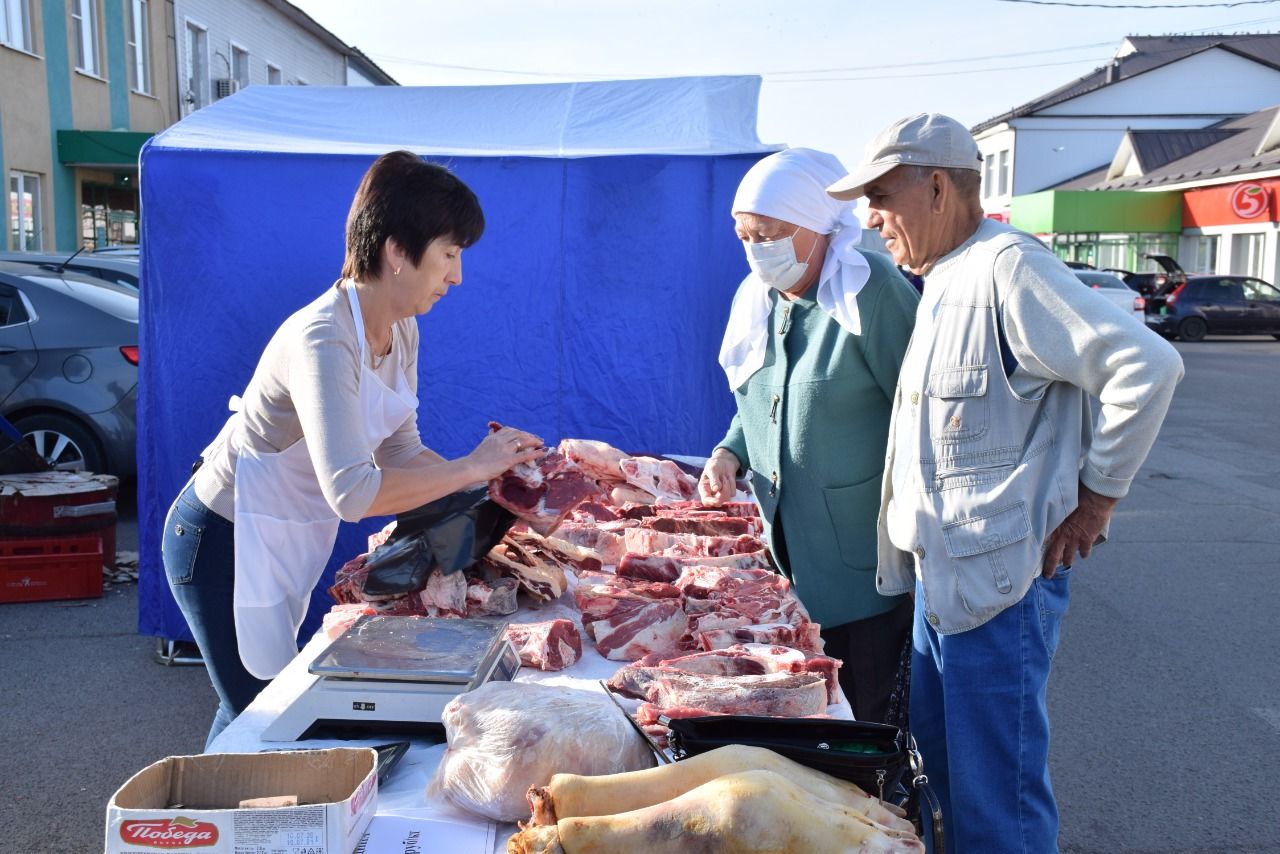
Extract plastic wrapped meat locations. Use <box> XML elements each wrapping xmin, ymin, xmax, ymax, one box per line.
<box><xmin>428</xmin><ymin>681</ymin><xmax>656</xmax><ymax>821</ymax></box>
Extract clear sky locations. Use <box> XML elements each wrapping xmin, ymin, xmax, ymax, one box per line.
<box><xmin>291</xmin><ymin>0</ymin><xmax>1280</xmax><ymax>170</ymax></box>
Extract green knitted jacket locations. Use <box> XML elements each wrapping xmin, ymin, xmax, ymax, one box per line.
<box><xmin>717</xmin><ymin>251</ymin><xmax>919</xmax><ymax>628</ymax></box>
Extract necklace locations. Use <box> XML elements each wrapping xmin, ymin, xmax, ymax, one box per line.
<box><xmin>370</xmin><ymin>333</ymin><xmax>392</xmax><ymax>369</ymax></box>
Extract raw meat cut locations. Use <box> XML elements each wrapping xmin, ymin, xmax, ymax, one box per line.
<box><xmin>616</xmin><ymin>553</ymin><xmax>680</xmax><ymax>583</ymax></box>
<box><xmin>328</xmin><ymin>554</ymin><xmax>369</xmax><ymax>604</ymax></box>
<box><xmin>698</xmin><ymin>622</ymin><xmax>825</xmax><ymax>654</ymax></box>
<box><xmin>524</xmin><ymin>743</ymin><xmax>914</xmax><ymax>835</ymax></box>
<box><xmin>619</xmin><ymin>457</ymin><xmax>698</xmax><ymax>501</ymax></box>
<box><xmin>488</xmin><ymin>434</ymin><xmax>599</xmax><ymax>536</ymax></box>
<box><xmin>574</xmin><ymin>579</ymin><xmax>689</xmax><ymax>661</ymax></box>
<box><xmin>321</xmin><ymin>602</ymin><xmax>376</xmax><ymax>639</ymax></box>
<box><xmin>623</xmin><ymin>528</ymin><xmax>765</xmax><ymax>557</ymax></box>
<box><xmin>505</xmin><ymin>619</ymin><xmax>582</xmax><ymax>671</ymax></box>
<box><xmin>506</xmin><ymin>530</ymin><xmax>604</xmax><ymax>575</ymax></box>
<box><xmin>620</xmin><ymin>500</ymin><xmax>760</xmax><ymax>520</ymax></box>
<box><xmin>482</xmin><ymin>536</ymin><xmax>568</xmax><ymax>601</ymax></box>
<box><xmin>674</xmin><ymin>565</ymin><xmax>792</xmax><ymax>599</ymax></box>
<box><xmin>641</xmin><ymin>514</ymin><xmax>761</xmax><ymax>537</ymax></box>
<box><xmin>556</xmin><ymin>439</ymin><xmax>627</xmax><ymax>483</ymax></box>
<box><xmin>606</xmin><ymin>669</ymin><xmax>826</xmax><ymax>717</ymax></box>
<box><xmin>566</xmin><ymin>501</ymin><xmax>618</xmax><ymax>523</ymax></box>
<box><xmin>419</xmin><ymin>567</ymin><xmax>468</xmax><ymax>617</ymax></box>
<box><xmin>551</xmin><ymin>523</ymin><xmax>627</xmax><ymax>567</ymax></box>
<box><xmin>614</xmin><ymin>644</ymin><xmax>842</xmax><ymax>705</ymax></box>
<box><xmin>429</xmin><ymin>681</ymin><xmax>654</xmax><ymax>822</ymax></box>
<box><xmin>609</xmin><ymin>484</ymin><xmax>655</xmax><ymax>506</ymax></box>
<box><xmin>465</xmin><ymin>576</ymin><xmax>519</xmax><ymax>617</ymax></box>
<box><xmin>511</xmin><ymin>769</ymin><xmax>924</xmax><ymax>853</ymax></box>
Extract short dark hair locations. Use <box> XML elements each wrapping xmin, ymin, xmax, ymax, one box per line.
<box><xmin>341</xmin><ymin>151</ymin><xmax>485</xmax><ymax>280</ymax></box>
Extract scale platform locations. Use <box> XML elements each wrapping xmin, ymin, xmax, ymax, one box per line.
<box><xmin>262</xmin><ymin>615</ymin><xmax>520</xmax><ymax>742</ymax></box>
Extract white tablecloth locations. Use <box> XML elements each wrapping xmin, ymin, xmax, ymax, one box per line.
<box><xmin>207</xmin><ymin>600</ymin><xmax>852</xmax><ymax>853</ymax></box>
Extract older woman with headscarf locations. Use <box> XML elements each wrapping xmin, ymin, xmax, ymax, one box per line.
<box><xmin>698</xmin><ymin>148</ymin><xmax>919</xmax><ymax>722</ymax></box>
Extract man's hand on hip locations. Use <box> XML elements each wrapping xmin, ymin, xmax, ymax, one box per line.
<box><xmin>1041</xmin><ymin>482</ymin><xmax>1119</xmax><ymax>579</ymax></box>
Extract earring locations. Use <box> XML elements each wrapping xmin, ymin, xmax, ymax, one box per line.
<box><xmin>394</xmin><ymin>266</ymin><xmax>402</xmax><ymax>276</ymax></box>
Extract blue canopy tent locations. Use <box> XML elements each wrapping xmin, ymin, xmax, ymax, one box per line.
<box><xmin>137</xmin><ymin>76</ymin><xmax>779</xmax><ymax>641</ymax></box>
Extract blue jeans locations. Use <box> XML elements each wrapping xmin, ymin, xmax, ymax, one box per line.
<box><xmin>162</xmin><ymin>482</ymin><xmax>270</xmax><ymax>749</ymax></box>
<box><xmin>911</xmin><ymin>571</ymin><xmax>1071</xmax><ymax>854</ymax></box>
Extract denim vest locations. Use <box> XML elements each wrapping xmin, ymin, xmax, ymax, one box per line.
<box><xmin>876</xmin><ymin>226</ymin><xmax>1087</xmax><ymax>634</ymax></box>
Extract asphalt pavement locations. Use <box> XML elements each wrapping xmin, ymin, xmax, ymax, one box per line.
<box><xmin>0</xmin><ymin>336</ymin><xmax>1277</xmax><ymax>854</ymax></box>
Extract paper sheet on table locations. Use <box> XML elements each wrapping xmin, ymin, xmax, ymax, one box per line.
<box><xmin>355</xmin><ymin>813</ymin><xmax>494</xmax><ymax>854</ymax></box>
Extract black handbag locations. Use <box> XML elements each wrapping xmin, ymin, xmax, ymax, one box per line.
<box><xmin>664</xmin><ymin>714</ymin><xmax>944</xmax><ymax>851</ymax></box>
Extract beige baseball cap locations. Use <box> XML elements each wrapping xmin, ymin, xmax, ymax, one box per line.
<box><xmin>826</xmin><ymin>112</ymin><xmax>983</xmax><ymax>201</ymax></box>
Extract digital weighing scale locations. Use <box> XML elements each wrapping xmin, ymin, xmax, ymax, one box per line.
<box><xmin>261</xmin><ymin>615</ymin><xmax>520</xmax><ymax>741</ymax></box>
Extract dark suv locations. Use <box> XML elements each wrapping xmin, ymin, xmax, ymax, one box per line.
<box><xmin>1144</xmin><ymin>275</ymin><xmax>1280</xmax><ymax>341</ymax></box>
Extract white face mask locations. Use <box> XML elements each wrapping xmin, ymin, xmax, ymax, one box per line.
<box><xmin>745</xmin><ymin>231</ymin><xmax>817</xmax><ymax>292</ymax></box>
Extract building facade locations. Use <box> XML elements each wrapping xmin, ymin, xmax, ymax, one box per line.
<box><xmin>973</xmin><ymin>35</ymin><xmax>1280</xmax><ymax>221</ymax></box>
<box><xmin>173</xmin><ymin>0</ymin><xmax>392</xmax><ymax>117</ymax></box>
<box><xmin>2</xmin><ymin>0</ymin><xmax>179</xmax><ymax>252</ymax></box>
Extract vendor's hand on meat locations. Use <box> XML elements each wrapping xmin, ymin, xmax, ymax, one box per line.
<box><xmin>1040</xmin><ymin>481</ymin><xmax>1118</xmax><ymax>578</ymax></box>
<box><xmin>468</xmin><ymin>425</ymin><xmax>545</xmax><ymax>480</ymax></box>
<box><xmin>698</xmin><ymin>448</ymin><xmax>740</xmax><ymax>506</ymax></box>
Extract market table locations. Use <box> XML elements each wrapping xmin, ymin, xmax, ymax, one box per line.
<box><xmin>208</xmin><ymin>597</ymin><xmax>854</xmax><ymax>854</ymax></box>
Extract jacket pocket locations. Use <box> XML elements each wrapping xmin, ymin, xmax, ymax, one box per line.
<box><xmin>941</xmin><ymin>502</ymin><xmax>1032</xmax><ymax>615</ymax></box>
<box><xmin>822</xmin><ymin>474</ymin><xmax>882</xmax><ymax>569</ymax></box>
<box><xmin>927</xmin><ymin>365</ymin><xmax>989</xmax><ymax>444</ymax></box>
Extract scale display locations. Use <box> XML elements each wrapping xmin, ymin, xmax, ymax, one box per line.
<box><xmin>310</xmin><ymin>615</ymin><xmax>510</xmax><ymax>685</ymax></box>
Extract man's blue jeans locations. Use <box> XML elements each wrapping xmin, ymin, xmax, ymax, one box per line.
<box><xmin>911</xmin><ymin>572</ymin><xmax>1071</xmax><ymax>854</ymax></box>
<box><xmin>162</xmin><ymin>483</ymin><xmax>269</xmax><ymax>749</ymax></box>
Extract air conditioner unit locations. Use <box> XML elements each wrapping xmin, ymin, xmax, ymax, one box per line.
<box><xmin>213</xmin><ymin>78</ymin><xmax>240</xmax><ymax>99</ymax></box>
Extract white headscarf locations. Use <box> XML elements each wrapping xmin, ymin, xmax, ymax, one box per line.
<box><xmin>718</xmin><ymin>148</ymin><xmax>870</xmax><ymax>390</ymax></box>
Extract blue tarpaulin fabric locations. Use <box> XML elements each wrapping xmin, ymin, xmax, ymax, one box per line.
<box><xmin>138</xmin><ymin>78</ymin><xmax>778</xmax><ymax>641</ymax></box>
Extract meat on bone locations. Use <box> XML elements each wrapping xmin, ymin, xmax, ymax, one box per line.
<box><xmin>621</xmin><ymin>644</ymin><xmax>842</xmax><ymax>705</ymax></box>
<box><xmin>698</xmin><ymin>622</ymin><xmax>825</xmax><ymax>655</ymax></box>
<box><xmin>574</xmin><ymin>577</ymin><xmax>689</xmax><ymax>661</ymax></box>
<box><xmin>619</xmin><ymin>457</ymin><xmax>698</xmax><ymax>502</ymax></box>
<box><xmin>607</xmin><ymin>669</ymin><xmax>827</xmax><ymax>717</ymax></box>
<box><xmin>551</xmin><ymin>523</ymin><xmax>628</xmax><ymax>567</ymax></box>
<box><xmin>619</xmin><ymin>500</ymin><xmax>760</xmax><ymax>520</ymax></box>
<box><xmin>487</xmin><ymin>427</ymin><xmax>599</xmax><ymax>536</ymax></box>
<box><xmin>556</xmin><ymin>438</ymin><xmax>629</xmax><ymax>483</ymax></box>
<box><xmin>640</xmin><ymin>514</ymin><xmax>762</xmax><ymax>537</ymax></box>
<box><xmin>465</xmin><ymin>576</ymin><xmax>519</xmax><ymax>617</ymax></box>
<box><xmin>505</xmin><ymin>619</ymin><xmax>582</xmax><ymax>671</ymax></box>
<box><xmin>480</xmin><ymin>535</ymin><xmax>568</xmax><ymax>601</ymax></box>
<box><xmin>624</xmin><ymin>528</ymin><xmax>766</xmax><ymax>557</ymax></box>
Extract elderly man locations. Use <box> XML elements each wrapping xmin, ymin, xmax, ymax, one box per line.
<box><xmin>827</xmin><ymin>113</ymin><xmax>1183</xmax><ymax>852</ymax></box>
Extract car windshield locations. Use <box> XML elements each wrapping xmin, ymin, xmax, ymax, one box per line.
<box><xmin>1075</xmin><ymin>273</ymin><xmax>1128</xmax><ymax>290</ymax></box>
<box><xmin>19</xmin><ymin>272</ymin><xmax>138</xmax><ymax>322</ymax></box>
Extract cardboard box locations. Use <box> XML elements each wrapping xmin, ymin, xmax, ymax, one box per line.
<box><xmin>105</xmin><ymin>748</ymin><xmax>377</xmax><ymax>854</ymax></box>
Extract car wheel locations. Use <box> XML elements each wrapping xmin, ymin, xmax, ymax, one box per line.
<box><xmin>1177</xmin><ymin>317</ymin><xmax>1208</xmax><ymax>342</ymax></box>
<box><xmin>13</xmin><ymin>413</ymin><xmax>106</xmax><ymax>474</ymax></box>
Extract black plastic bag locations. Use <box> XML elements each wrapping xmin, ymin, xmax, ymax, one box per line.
<box><xmin>361</xmin><ymin>486</ymin><xmax>516</xmax><ymax>599</ymax></box>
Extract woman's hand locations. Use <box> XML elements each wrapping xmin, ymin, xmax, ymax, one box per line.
<box><xmin>699</xmin><ymin>449</ymin><xmax>740</xmax><ymax>506</ymax></box>
<box><xmin>467</xmin><ymin>426</ymin><xmax>545</xmax><ymax>482</ymax></box>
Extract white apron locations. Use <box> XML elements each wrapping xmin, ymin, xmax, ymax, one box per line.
<box><xmin>233</xmin><ymin>284</ymin><xmax>417</xmax><ymax>679</ymax></box>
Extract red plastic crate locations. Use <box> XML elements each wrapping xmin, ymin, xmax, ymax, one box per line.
<box><xmin>0</xmin><ymin>535</ymin><xmax>103</xmax><ymax>603</ymax></box>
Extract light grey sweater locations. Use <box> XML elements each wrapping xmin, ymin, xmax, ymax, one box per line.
<box><xmin>193</xmin><ymin>283</ymin><xmax>425</xmax><ymax>523</ymax></box>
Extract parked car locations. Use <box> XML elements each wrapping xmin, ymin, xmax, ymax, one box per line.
<box><xmin>0</xmin><ymin>261</ymin><xmax>138</xmax><ymax>476</ymax></box>
<box><xmin>1120</xmin><ymin>253</ymin><xmax>1186</xmax><ymax>298</ymax></box>
<box><xmin>0</xmin><ymin>250</ymin><xmax>139</xmax><ymax>291</ymax></box>
<box><xmin>1144</xmin><ymin>275</ymin><xmax>1280</xmax><ymax>341</ymax></box>
<box><xmin>1073</xmin><ymin>270</ymin><xmax>1146</xmax><ymax>322</ymax></box>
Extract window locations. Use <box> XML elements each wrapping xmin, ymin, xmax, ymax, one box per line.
<box><xmin>183</xmin><ymin>21</ymin><xmax>207</xmax><ymax>110</ymax></box>
<box><xmin>983</xmin><ymin>152</ymin><xmax>995</xmax><ymax>200</ymax></box>
<box><xmin>232</xmin><ymin>44</ymin><xmax>249</xmax><ymax>89</ymax></box>
<box><xmin>1230</xmin><ymin>232</ymin><xmax>1266</xmax><ymax>279</ymax></box>
<box><xmin>72</xmin><ymin>0</ymin><xmax>101</xmax><ymax>76</ymax></box>
<box><xmin>1242</xmin><ymin>279</ymin><xmax>1280</xmax><ymax>302</ymax></box>
<box><xmin>8</xmin><ymin>172</ymin><xmax>42</xmax><ymax>251</ymax></box>
<box><xmin>1</xmin><ymin>0</ymin><xmax>33</xmax><ymax>52</ymax></box>
<box><xmin>266</xmin><ymin>63</ymin><xmax>281</xmax><ymax>85</ymax></box>
<box><xmin>1185</xmin><ymin>235</ymin><xmax>1218</xmax><ymax>273</ymax></box>
<box><xmin>997</xmin><ymin>150</ymin><xmax>1010</xmax><ymax>197</ymax></box>
<box><xmin>127</xmin><ymin>0</ymin><xmax>150</xmax><ymax>93</ymax></box>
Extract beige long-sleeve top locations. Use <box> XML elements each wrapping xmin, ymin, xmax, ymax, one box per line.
<box><xmin>193</xmin><ymin>282</ymin><xmax>425</xmax><ymax>523</ymax></box>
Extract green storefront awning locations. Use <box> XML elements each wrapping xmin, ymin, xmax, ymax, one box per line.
<box><xmin>56</xmin><ymin>130</ymin><xmax>152</xmax><ymax>168</ymax></box>
<box><xmin>1010</xmin><ymin>190</ymin><xmax>1182</xmax><ymax>234</ymax></box>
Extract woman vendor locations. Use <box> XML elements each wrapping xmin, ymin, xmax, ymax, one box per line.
<box><xmin>162</xmin><ymin>151</ymin><xmax>543</xmax><ymax>745</ymax></box>
<box><xmin>699</xmin><ymin>148</ymin><xmax>918</xmax><ymax>722</ymax></box>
